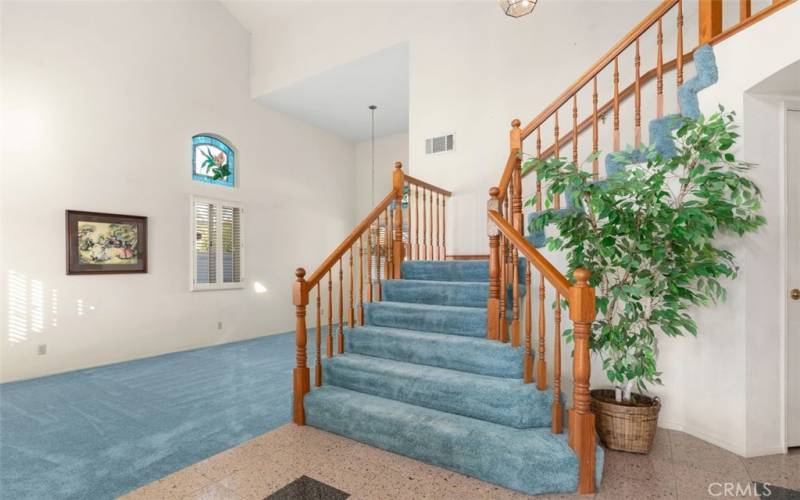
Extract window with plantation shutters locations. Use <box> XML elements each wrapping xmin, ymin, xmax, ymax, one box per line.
<box><xmin>191</xmin><ymin>197</ymin><xmax>244</xmax><ymax>290</ymax></box>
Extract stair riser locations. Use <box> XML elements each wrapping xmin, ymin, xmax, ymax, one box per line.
<box><xmin>381</xmin><ymin>280</ymin><xmax>488</xmax><ymax>308</ymax></box>
<box><xmin>364</xmin><ymin>303</ymin><xmax>486</xmax><ymax>337</ymax></box>
<box><xmin>322</xmin><ymin>357</ymin><xmax>551</xmax><ymax>429</ymax></box>
<box><xmin>345</xmin><ymin>328</ymin><xmax>523</xmax><ymax>378</ymax></box>
<box><xmin>401</xmin><ymin>260</ymin><xmax>527</xmax><ymax>283</ymax></box>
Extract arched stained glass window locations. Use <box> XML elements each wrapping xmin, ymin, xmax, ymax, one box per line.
<box><xmin>192</xmin><ymin>134</ymin><xmax>235</xmax><ymax>187</ymax></box>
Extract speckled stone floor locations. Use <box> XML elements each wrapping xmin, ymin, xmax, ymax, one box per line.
<box><xmin>120</xmin><ymin>424</ymin><xmax>800</xmax><ymax>500</ymax></box>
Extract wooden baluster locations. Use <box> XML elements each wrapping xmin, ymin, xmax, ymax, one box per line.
<box><xmin>510</xmin><ymin>119</ymin><xmax>522</xmax><ymax>347</ymax></box>
<box><xmin>393</xmin><ymin>163</ymin><xmax>404</xmax><ymax>276</ymax></box>
<box><xmin>327</xmin><ymin>270</ymin><xmax>333</xmax><ymax>357</ymax></box>
<box><xmin>359</xmin><ymin>235</ymin><xmax>365</xmax><ymax>325</ymax></box>
<box><xmin>429</xmin><ymin>188</ymin><xmax>435</xmax><ymax>260</ymax></box>
<box><xmin>376</xmin><ymin>218</ymin><xmax>383</xmax><ymax>301</ymax></box>
<box><xmin>436</xmin><ymin>193</ymin><xmax>442</xmax><ymax>260</ymax></box>
<box><xmin>338</xmin><ymin>258</ymin><xmax>344</xmax><ymax>354</ymax></box>
<box><xmin>441</xmin><ymin>194</ymin><xmax>447</xmax><ymax>260</ymax></box>
<box><xmin>499</xmin><ymin>219</ymin><xmax>508</xmax><ymax>343</ymax></box>
<box><xmin>554</xmin><ymin>112</ymin><xmax>561</xmax><ymax>209</ymax></box>
<box><xmin>553</xmin><ymin>290</ymin><xmax>563</xmax><ymax>433</ymax></box>
<box><xmin>677</xmin><ymin>0</ymin><xmax>684</xmax><ymax>86</ymax></box>
<box><xmin>384</xmin><ymin>208</ymin><xmax>391</xmax><ymax>277</ymax></box>
<box><xmin>367</xmin><ymin>226</ymin><xmax>373</xmax><ymax>302</ymax></box>
<box><xmin>524</xmin><ymin>262</ymin><xmax>533</xmax><ymax>383</ymax></box>
<box><xmin>487</xmin><ymin>188</ymin><xmax>501</xmax><ymax>341</ymax></box>
<box><xmin>422</xmin><ymin>188</ymin><xmax>428</xmax><ymax>260</ymax></box>
<box><xmin>634</xmin><ymin>38</ymin><xmax>642</xmax><ymax>148</ymax></box>
<box><xmin>568</xmin><ymin>268</ymin><xmax>596</xmax><ymax>494</ymax></box>
<box><xmin>536</xmin><ymin>131</ymin><xmax>547</xmax><ymax>391</ymax></box>
<box><xmin>315</xmin><ymin>283</ymin><xmax>322</xmax><ymax>387</ymax></box>
<box><xmin>572</xmin><ymin>95</ymin><xmax>578</xmax><ymax>166</ymax></box>
<box><xmin>292</xmin><ymin>268</ymin><xmax>309</xmax><ymax>425</ymax></box>
<box><xmin>699</xmin><ymin>0</ymin><xmax>723</xmax><ymax>44</ymax></box>
<box><xmin>613</xmin><ymin>57</ymin><xmax>620</xmax><ymax>152</ymax></box>
<box><xmin>415</xmin><ymin>185</ymin><xmax>420</xmax><ymax>260</ymax></box>
<box><xmin>348</xmin><ymin>247</ymin><xmax>355</xmax><ymax>327</ymax></box>
<box><xmin>740</xmin><ymin>0</ymin><xmax>751</xmax><ymax>21</ymax></box>
<box><xmin>592</xmin><ymin>77</ymin><xmax>599</xmax><ymax>180</ymax></box>
<box><xmin>657</xmin><ymin>19</ymin><xmax>664</xmax><ymax>118</ymax></box>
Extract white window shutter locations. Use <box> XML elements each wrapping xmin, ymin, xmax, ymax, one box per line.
<box><xmin>192</xmin><ymin>197</ymin><xmax>244</xmax><ymax>291</ymax></box>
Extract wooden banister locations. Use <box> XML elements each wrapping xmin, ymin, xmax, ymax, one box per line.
<box><xmin>305</xmin><ymin>192</ymin><xmax>395</xmax><ymax>289</ymax></box>
<box><xmin>404</xmin><ymin>175</ymin><xmax>452</xmax><ymax>197</ymax></box>
<box><xmin>519</xmin><ymin>0</ymin><xmax>679</xmax><ymax>140</ymax></box>
<box><xmin>487</xmin><ymin>208</ymin><xmax>571</xmax><ymax>296</ymax></box>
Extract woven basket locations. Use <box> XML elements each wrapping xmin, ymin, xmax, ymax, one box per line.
<box><xmin>590</xmin><ymin>389</ymin><xmax>661</xmax><ymax>454</ymax></box>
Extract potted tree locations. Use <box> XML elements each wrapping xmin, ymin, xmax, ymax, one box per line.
<box><xmin>522</xmin><ymin>108</ymin><xmax>765</xmax><ymax>453</ymax></box>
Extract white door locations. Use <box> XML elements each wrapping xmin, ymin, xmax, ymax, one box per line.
<box><xmin>788</xmin><ymin>109</ymin><xmax>800</xmax><ymax>448</ymax></box>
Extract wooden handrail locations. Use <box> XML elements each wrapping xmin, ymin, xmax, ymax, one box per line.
<box><xmin>524</xmin><ymin>50</ymin><xmax>695</xmax><ymax>170</ymax></box>
<box><xmin>405</xmin><ymin>175</ymin><xmax>452</xmax><ymax>197</ymax></box>
<box><xmin>305</xmin><ymin>191</ymin><xmax>395</xmax><ymax>288</ymax></box>
<box><xmin>488</xmin><ymin>209</ymin><xmax>571</xmax><ymax>297</ymax></box>
<box><xmin>519</xmin><ymin>0</ymin><xmax>679</xmax><ymax>140</ymax></box>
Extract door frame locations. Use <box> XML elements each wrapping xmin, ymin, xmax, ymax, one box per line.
<box><xmin>782</xmin><ymin>102</ymin><xmax>800</xmax><ymax>451</ymax></box>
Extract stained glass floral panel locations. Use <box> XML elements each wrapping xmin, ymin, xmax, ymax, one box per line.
<box><xmin>192</xmin><ymin>134</ymin><xmax>235</xmax><ymax>187</ymax></box>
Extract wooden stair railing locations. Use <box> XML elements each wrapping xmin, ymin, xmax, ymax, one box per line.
<box><xmin>488</xmin><ymin>0</ymin><xmax>796</xmax><ymax>494</ymax></box>
<box><xmin>292</xmin><ymin>162</ymin><xmax>452</xmax><ymax>425</ymax></box>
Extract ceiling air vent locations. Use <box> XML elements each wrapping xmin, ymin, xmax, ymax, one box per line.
<box><xmin>425</xmin><ymin>133</ymin><xmax>454</xmax><ymax>155</ymax></box>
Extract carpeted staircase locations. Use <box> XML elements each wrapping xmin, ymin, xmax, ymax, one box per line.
<box><xmin>303</xmin><ymin>260</ymin><xmax>603</xmax><ymax>495</ymax></box>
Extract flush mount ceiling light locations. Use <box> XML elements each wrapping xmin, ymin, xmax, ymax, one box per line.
<box><xmin>498</xmin><ymin>0</ymin><xmax>538</xmax><ymax>18</ymax></box>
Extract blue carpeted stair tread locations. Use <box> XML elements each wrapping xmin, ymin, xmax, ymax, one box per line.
<box><xmin>305</xmin><ymin>386</ymin><xmax>604</xmax><ymax>495</ymax></box>
<box><xmin>363</xmin><ymin>301</ymin><xmax>486</xmax><ymax>338</ymax></box>
<box><xmin>345</xmin><ymin>325</ymin><xmax>523</xmax><ymax>378</ymax></box>
<box><xmin>322</xmin><ymin>353</ymin><xmax>551</xmax><ymax>429</ymax></box>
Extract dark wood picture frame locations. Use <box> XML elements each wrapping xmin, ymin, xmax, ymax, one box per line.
<box><xmin>66</xmin><ymin>210</ymin><xmax>148</xmax><ymax>275</ymax></box>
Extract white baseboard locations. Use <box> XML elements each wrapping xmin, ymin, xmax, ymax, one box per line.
<box><xmin>658</xmin><ymin>420</ymin><xmax>748</xmax><ymax>456</ymax></box>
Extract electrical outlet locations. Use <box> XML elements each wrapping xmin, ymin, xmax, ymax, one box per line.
<box><xmin>217</xmin><ymin>321</ymin><xmax>223</xmax><ymax>330</ymax></box>
<box><xmin>37</xmin><ymin>344</ymin><xmax>47</xmax><ymax>355</ymax></box>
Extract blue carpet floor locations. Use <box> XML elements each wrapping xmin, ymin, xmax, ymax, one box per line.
<box><xmin>0</xmin><ymin>331</ymin><xmax>305</xmax><ymax>500</ymax></box>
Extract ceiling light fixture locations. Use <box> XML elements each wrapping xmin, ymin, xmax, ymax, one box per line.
<box><xmin>498</xmin><ymin>0</ymin><xmax>538</xmax><ymax>18</ymax></box>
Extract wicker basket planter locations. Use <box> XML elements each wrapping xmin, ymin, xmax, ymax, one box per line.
<box><xmin>590</xmin><ymin>389</ymin><xmax>661</xmax><ymax>454</ymax></box>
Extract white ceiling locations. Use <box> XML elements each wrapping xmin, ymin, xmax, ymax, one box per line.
<box><xmin>257</xmin><ymin>43</ymin><xmax>409</xmax><ymax>141</ymax></box>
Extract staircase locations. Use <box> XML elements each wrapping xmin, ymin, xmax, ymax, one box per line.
<box><xmin>289</xmin><ymin>0</ymin><xmax>796</xmax><ymax>496</ymax></box>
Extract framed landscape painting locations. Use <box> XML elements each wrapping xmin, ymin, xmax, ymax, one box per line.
<box><xmin>66</xmin><ymin>210</ymin><xmax>148</xmax><ymax>275</ymax></box>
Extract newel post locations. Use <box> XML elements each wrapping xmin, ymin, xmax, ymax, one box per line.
<box><xmin>510</xmin><ymin>118</ymin><xmax>523</xmax><ymax>234</ymax></box>
<box><xmin>699</xmin><ymin>0</ymin><xmax>723</xmax><ymax>43</ymax></box>
<box><xmin>487</xmin><ymin>188</ymin><xmax>501</xmax><ymax>341</ymax></box>
<box><xmin>292</xmin><ymin>268</ymin><xmax>310</xmax><ymax>425</ymax></box>
<box><xmin>392</xmin><ymin>162</ymin><xmax>405</xmax><ymax>279</ymax></box>
<box><xmin>568</xmin><ymin>268</ymin><xmax>597</xmax><ymax>494</ymax></box>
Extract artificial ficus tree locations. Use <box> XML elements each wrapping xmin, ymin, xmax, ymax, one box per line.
<box><xmin>522</xmin><ymin>108</ymin><xmax>765</xmax><ymax>402</ymax></box>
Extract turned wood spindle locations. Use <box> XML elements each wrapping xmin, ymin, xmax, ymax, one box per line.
<box><xmin>327</xmin><ymin>270</ymin><xmax>333</xmax><ymax>358</ymax></box>
<box><xmin>524</xmin><ymin>263</ymin><xmax>533</xmax><ymax>383</ymax></box>
<box><xmin>677</xmin><ymin>0</ymin><xmax>684</xmax><ymax>86</ymax></box>
<box><xmin>613</xmin><ymin>57</ymin><xmax>620</xmax><ymax>152</ymax></box>
<box><xmin>552</xmin><ymin>289</ymin><xmax>563</xmax><ymax>433</ymax></box>
<box><xmin>367</xmin><ymin>225</ymin><xmax>373</xmax><ymax>303</ymax></box>
<box><xmin>441</xmin><ymin>192</ymin><xmax>446</xmax><ymax>259</ymax></box>
<box><xmin>487</xmin><ymin>187</ymin><xmax>501</xmax><ymax>341</ymax></box>
<box><xmin>422</xmin><ymin>188</ymin><xmax>428</xmax><ymax>260</ymax></box>
<box><xmin>348</xmin><ymin>247</ymin><xmax>355</xmax><ymax>327</ymax></box>
<box><xmin>359</xmin><ymin>235</ymin><xmax>365</xmax><ymax>325</ymax></box>
<box><xmin>415</xmin><ymin>185</ymin><xmax>420</xmax><ymax>260</ymax></box>
<box><xmin>315</xmin><ymin>283</ymin><xmax>322</xmax><ymax>387</ymax></box>
<box><xmin>338</xmin><ymin>258</ymin><xmax>344</xmax><ymax>354</ymax></box>
<box><xmin>634</xmin><ymin>38</ymin><xmax>642</xmax><ymax>148</ymax></box>
<box><xmin>553</xmin><ymin>112</ymin><xmax>561</xmax><ymax>210</ymax></box>
<box><xmin>657</xmin><ymin>19</ymin><xmax>664</xmax><ymax>118</ymax></box>
<box><xmin>592</xmin><ymin>77</ymin><xmax>599</xmax><ymax>180</ymax></box>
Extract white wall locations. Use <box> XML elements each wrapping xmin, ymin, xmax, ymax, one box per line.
<box><xmin>0</xmin><ymin>1</ymin><xmax>357</xmax><ymax>383</ymax></box>
<box><xmin>354</xmin><ymin>133</ymin><xmax>409</xmax><ymax>219</ymax></box>
<box><xmin>664</xmin><ymin>2</ymin><xmax>800</xmax><ymax>456</ymax></box>
<box><xmin>226</xmin><ymin>0</ymin><xmax>659</xmax><ymax>253</ymax></box>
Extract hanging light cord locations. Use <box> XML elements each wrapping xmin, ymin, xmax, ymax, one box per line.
<box><xmin>369</xmin><ymin>105</ymin><xmax>377</xmax><ymax>207</ymax></box>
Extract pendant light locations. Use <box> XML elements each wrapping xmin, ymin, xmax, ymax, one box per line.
<box><xmin>498</xmin><ymin>0</ymin><xmax>538</xmax><ymax>18</ymax></box>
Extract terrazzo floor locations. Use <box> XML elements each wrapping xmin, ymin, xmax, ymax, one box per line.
<box><xmin>121</xmin><ymin>424</ymin><xmax>800</xmax><ymax>499</ymax></box>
